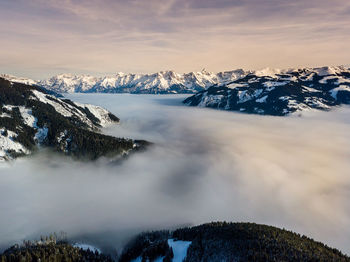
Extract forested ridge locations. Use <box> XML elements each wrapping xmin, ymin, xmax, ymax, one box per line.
<box><xmin>1</xmin><ymin>222</ymin><xmax>349</xmax><ymax>262</ymax></box>
<box><xmin>120</xmin><ymin>222</ymin><xmax>350</xmax><ymax>262</ymax></box>
<box><xmin>0</xmin><ymin>241</ymin><xmax>113</xmax><ymax>262</ymax></box>
<box><xmin>0</xmin><ymin>77</ymin><xmax>146</xmax><ymax>160</ymax></box>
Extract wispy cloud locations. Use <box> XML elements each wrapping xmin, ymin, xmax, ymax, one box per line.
<box><xmin>0</xmin><ymin>0</ymin><xmax>349</xmax><ymax>78</ymax></box>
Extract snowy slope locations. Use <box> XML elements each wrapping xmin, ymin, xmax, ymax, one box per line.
<box><xmin>0</xmin><ymin>74</ymin><xmax>37</xmax><ymax>86</ymax></box>
<box><xmin>30</xmin><ymin>89</ymin><xmax>116</xmax><ymax>128</ymax></box>
<box><xmin>0</xmin><ymin>128</ymin><xmax>29</xmax><ymax>160</ymax></box>
<box><xmin>0</xmin><ymin>77</ymin><xmax>139</xmax><ymax>161</ymax></box>
<box><xmin>184</xmin><ymin>66</ymin><xmax>350</xmax><ymax>115</ymax></box>
<box><xmin>167</xmin><ymin>239</ymin><xmax>191</xmax><ymax>262</ymax></box>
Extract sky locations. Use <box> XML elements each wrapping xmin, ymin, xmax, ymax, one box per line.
<box><xmin>0</xmin><ymin>0</ymin><xmax>350</xmax><ymax>79</ymax></box>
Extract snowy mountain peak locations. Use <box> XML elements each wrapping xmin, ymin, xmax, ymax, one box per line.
<box><xmin>254</xmin><ymin>67</ymin><xmax>282</xmax><ymax>77</ymax></box>
<box><xmin>0</xmin><ymin>74</ymin><xmax>37</xmax><ymax>86</ymax></box>
<box><xmin>313</xmin><ymin>66</ymin><xmax>344</xmax><ymax>76</ymax></box>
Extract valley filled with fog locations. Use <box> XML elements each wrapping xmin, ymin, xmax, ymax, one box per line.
<box><xmin>1</xmin><ymin>94</ymin><xmax>350</xmax><ymax>254</ymax></box>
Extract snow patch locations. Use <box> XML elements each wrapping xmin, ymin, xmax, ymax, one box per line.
<box><xmin>302</xmin><ymin>86</ymin><xmax>320</xmax><ymax>93</ymax></box>
<box><xmin>130</xmin><ymin>239</ymin><xmax>191</xmax><ymax>262</ymax></box>
<box><xmin>2</xmin><ymin>106</ymin><xmax>37</xmax><ymax>127</ymax></box>
<box><xmin>34</xmin><ymin>127</ymin><xmax>48</xmax><ymax>144</ymax></box>
<box><xmin>198</xmin><ymin>94</ymin><xmax>224</xmax><ymax>107</ymax></box>
<box><xmin>330</xmin><ymin>85</ymin><xmax>350</xmax><ymax>99</ymax></box>
<box><xmin>227</xmin><ymin>83</ymin><xmax>248</xmax><ymax>89</ymax></box>
<box><xmin>168</xmin><ymin>239</ymin><xmax>192</xmax><ymax>262</ymax></box>
<box><xmin>237</xmin><ymin>89</ymin><xmax>263</xmax><ymax>103</ymax></box>
<box><xmin>74</xmin><ymin>102</ymin><xmax>114</xmax><ymax>127</ymax></box>
<box><xmin>319</xmin><ymin>76</ymin><xmax>338</xmax><ymax>84</ymax></box>
<box><xmin>314</xmin><ymin>66</ymin><xmax>341</xmax><ymax>76</ymax></box>
<box><xmin>263</xmin><ymin>81</ymin><xmax>288</xmax><ymax>89</ymax></box>
<box><xmin>0</xmin><ymin>128</ymin><xmax>30</xmax><ymax>159</ymax></box>
<box><xmin>254</xmin><ymin>68</ymin><xmax>282</xmax><ymax>77</ymax></box>
<box><xmin>19</xmin><ymin>107</ymin><xmax>37</xmax><ymax>127</ymax></box>
<box><xmin>256</xmin><ymin>95</ymin><xmax>268</xmax><ymax>103</ymax></box>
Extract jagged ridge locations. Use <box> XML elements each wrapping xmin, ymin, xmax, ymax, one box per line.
<box><xmin>1</xmin><ymin>70</ymin><xmax>246</xmax><ymax>94</ymax></box>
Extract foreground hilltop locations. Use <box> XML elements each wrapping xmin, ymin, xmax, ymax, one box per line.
<box><xmin>184</xmin><ymin>66</ymin><xmax>350</xmax><ymax>115</ymax></box>
<box><xmin>1</xmin><ymin>222</ymin><xmax>348</xmax><ymax>262</ymax></box>
<box><xmin>0</xmin><ymin>78</ymin><xmax>146</xmax><ymax>161</ymax></box>
<box><xmin>121</xmin><ymin>222</ymin><xmax>349</xmax><ymax>262</ymax></box>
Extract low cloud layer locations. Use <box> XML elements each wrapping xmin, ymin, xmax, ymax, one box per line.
<box><xmin>1</xmin><ymin>94</ymin><xmax>350</xmax><ymax>255</ymax></box>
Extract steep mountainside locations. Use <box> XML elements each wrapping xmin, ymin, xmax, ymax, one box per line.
<box><xmin>0</xmin><ymin>77</ymin><xmax>146</xmax><ymax>161</ymax></box>
<box><xmin>184</xmin><ymin>66</ymin><xmax>350</xmax><ymax>115</ymax></box>
<box><xmin>120</xmin><ymin>222</ymin><xmax>349</xmax><ymax>262</ymax></box>
<box><xmin>1</xmin><ymin>70</ymin><xmax>246</xmax><ymax>94</ymax></box>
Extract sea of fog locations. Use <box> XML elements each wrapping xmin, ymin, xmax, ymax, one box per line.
<box><xmin>1</xmin><ymin>94</ymin><xmax>350</xmax><ymax>255</ymax></box>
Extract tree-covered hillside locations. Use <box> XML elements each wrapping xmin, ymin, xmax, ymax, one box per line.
<box><xmin>120</xmin><ymin>222</ymin><xmax>350</xmax><ymax>262</ymax></box>
<box><xmin>0</xmin><ymin>77</ymin><xmax>148</xmax><ymax>160</ymax></box>
<box><xmin>0</xmin><ymin>242</ymin><xmax>113</xmax><ymax>262</ymax></box>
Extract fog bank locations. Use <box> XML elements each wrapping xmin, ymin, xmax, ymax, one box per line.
<box><xmin>1</xmin><ymin>94</ymin><xmax>350</xmax><ymax>254</ymax></box>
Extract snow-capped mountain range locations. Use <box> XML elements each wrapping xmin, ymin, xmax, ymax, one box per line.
<box><xmin>184</xmin><ymin>66</ymin><xmax>350</xmax><ymax>115</ymax></box>
<box><xmin>2</xmin><ymin>66</ymin><xmax>350</xmax><ymax>97</ymax></box>
<box><xmin>2</xmin><ymin>65</ymin><xmax>350</xmax><ymax>115</ymax></box>
<box><xmin>0</xmin><ymin>77</ymin><xmax>145</xmax><ymax>161</ymax></box>
<box><xmin>1</xmin><ymin>69</ymin><xmax>246</xmax><ymax>94</ymax></box>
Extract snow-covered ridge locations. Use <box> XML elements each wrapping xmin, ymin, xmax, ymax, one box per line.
<box><xmin>0</xmin><ymin>74</ymin><xmax>37</xmax><ymax>86</ymax></box>
<box><xmin>184</xmin><ymin>66</ymin><xmax>350</xmax><ymax>116</ymax></box>
<box><xmin>0</xmin><ymin>77</ymin><xmax>122</xmax><ymax>161</ymax></box>
<box><xmin>30</xmin><ymin>90</ymin><xmax>115</xmax><ymax>128</ymax></box>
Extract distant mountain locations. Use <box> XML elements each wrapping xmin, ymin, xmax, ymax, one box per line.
<box><xmin>0</xmin><ymin>77</ymin><xmax>147</xmax><ymax>161</ymax></box>
<box><xmin>0</xmin><ymin>74</ymin><xmax>38</xmax><ymax>86</ymax></box>
<box><xmin>120</xmin><ymin>222</ymin><xmax>349</xmax><ymax>262</ymax></box>
<box><xmin>1</xmin><ymin>70</ymin><xmax>246</xmax><ymax>94</ymax></box>
<box><xmin>184</xmin><ymin>66</ymin><xmax>350</xmax><ymax>115</ymax></box>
